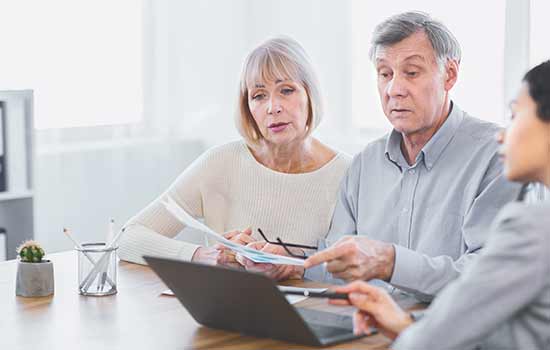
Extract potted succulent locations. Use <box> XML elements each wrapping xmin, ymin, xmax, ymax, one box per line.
<box><xmin>15</xmin><ymin>240</ymin><xmax>54</xmax><ymax>297</ymax></box>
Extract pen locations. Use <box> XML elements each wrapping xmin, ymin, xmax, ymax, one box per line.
<box><xmin>106</xmin><ymin>226</ymin><xmax>125</xmax><ymax>250</ymax></box>
<box><xmin>283</xmin><ymin>290</ymin><xmax>349</xmax><ymax>300</ymax></box>
<box><xmin>99</xmin><ymin>219</ymin><xmax>115</xmax><ymax>291</ymax></box>
<box><xmin>106</xmin><ymin>218</ymin><xmax>115</xmax><ymax>246</ymax></box>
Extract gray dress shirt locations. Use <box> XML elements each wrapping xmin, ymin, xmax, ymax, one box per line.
<box><xmin>393</xmin><ymin>199</ymin><xmax>550</xmax><ymax>350</ymax></box>
<box><xmin>306</xmin><ymin>103</ymin><xmax>521</xmax><ymax>299</ymax></box>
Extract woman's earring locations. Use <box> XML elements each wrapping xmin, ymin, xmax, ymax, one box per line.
<box><xmin>251</xmin><ymin>129</ymin><xmax>258</xmax><ymax>140</ymax></box>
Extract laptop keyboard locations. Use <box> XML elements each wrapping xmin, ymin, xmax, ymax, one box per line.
<box><xmin>297</xmin><ymin>308</ymin><xmax>354</xmax><ymax>338</ymax></box>
<box><xmin>307</xmin><ymin>322</ymin><xmax>354</xmax><ymax>339</ymax></box>
<box><xmin>297</xmin><ymin>308</ymin><xmax>353</xmax><ymax>328</ymax></box>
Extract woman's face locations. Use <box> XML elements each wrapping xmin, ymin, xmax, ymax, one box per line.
<box><xmin>247</xmin><ymin>78</ymin><xmax>310</xmax><ymax>147</ymax></box>
<box><xmin>498</xmin><ymin>83</ymin><xmax>550</xmax><ymax>184</ymax></box>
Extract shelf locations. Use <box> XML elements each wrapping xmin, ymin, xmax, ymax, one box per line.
<box><xmin>0</xmin><ymin>191</ymin><xmax>33</xmax><ymax>201</ymax></box>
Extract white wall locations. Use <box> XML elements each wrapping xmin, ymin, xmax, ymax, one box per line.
<box><xmin>147</xmin><ymin>0</ymin><xmax>354</xmax><ymax>150</ymax></box>
<box><xmin>147</xmin><ymin>0</ymin><xmax>247</xmax><ymax>143</ymax></box>
<box><xmin>35</xmin><ymin>139</ymin><xmax>205</xmax><ymax>253</ymax></box>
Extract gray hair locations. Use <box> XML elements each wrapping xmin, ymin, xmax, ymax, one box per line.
<box><xmin>236</xmin><ymin>36</ymin><xmax>323</xmax><ymax>147</ymax></box>
<box><xmin>369</xmin><ymin>11</ymin><xmax>461</xmax><ymax>68</ymax></box>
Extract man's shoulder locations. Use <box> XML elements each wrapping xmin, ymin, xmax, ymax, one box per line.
<box><xmin>356</xmin><ymin>134</ymin><xmax>390</xmax><ymax>159</ymax></box>
<box><xmin>457</xmin><ymin>112</ymin><xmax>502</xmax><ymax>144</ymax></box>
<box><xmin>342</xmin><ymin>134</ymin><xmax>390</xmax><ymax>179</ymax></box>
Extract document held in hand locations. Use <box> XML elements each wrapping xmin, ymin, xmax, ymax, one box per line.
<box><xmin>163</xmin><ymin>197</ymin><xmax>305</xmax><ymax>266</ymax></box>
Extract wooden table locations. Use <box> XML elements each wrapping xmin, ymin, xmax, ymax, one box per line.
<box><xmin>0</xmin><ymin>251</ymin><xmax>422</xmax><ymax>349</ymax></box>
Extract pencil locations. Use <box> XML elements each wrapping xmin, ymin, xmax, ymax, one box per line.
<box><xmin>63</xmin><ymin>227</ymin><xmax>84</xmax><ymax>249</ymax></box>
<box><xmin>99</xmin><ymin>219</ymin><xmax>116</xmax><ymax>291</ymax></box>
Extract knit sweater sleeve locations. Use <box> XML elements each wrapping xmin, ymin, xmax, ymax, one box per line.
<box><xmin>117</xmin><ymin>148</ymin><xmax>215</xmax><ymax>265</ymax></box>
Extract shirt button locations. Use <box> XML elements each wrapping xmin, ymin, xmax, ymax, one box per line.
<box><xmin>408</xmin><ymin>169</ymin><xmax>416</xmax><ymax>174</ymax></box>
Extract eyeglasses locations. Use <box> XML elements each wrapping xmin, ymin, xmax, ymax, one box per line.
<box><xmin>257</xmin><ymin>228</ymin><xmax>317</xmax><ymax>260</ymax></box>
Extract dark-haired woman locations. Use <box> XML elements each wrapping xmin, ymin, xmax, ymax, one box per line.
<box><xmin>332</xmin><ymin>60</ymin><xmax>550</xmax><ymax>350</ymax></box>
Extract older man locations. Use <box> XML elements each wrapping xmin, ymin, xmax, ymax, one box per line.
<box><xmin>304</xmin><ymin>12</ymin><xmax>520</xmax><ymax>300</ymax></box>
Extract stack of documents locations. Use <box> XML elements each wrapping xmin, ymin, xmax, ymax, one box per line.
<box><xmin>164</xmin><ymin>197</ymin><xmax>305</xmax><ymax>266</ymax></box>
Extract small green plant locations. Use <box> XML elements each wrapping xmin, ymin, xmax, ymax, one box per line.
<box><xmin>16</xmin><ymin>240</ymin><xmax>46</xmax><ymax>263</ymax></box>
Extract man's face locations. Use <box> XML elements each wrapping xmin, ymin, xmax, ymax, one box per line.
<box><xmin>375</xmin><ymin>31</ymin><xmax>455</xmax><ymax>136</ymax></box>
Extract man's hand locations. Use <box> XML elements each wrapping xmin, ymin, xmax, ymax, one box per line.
<box><xmin>329</xmin><ymin>281</ymin><xmax>413</xmax><ymax>339</ymax></box>
<box><xmin>303</xmin><ymin>236</ymin><xmax>395</xmax><ymax>282</ymax></box>
<box><xmin>237</xmin><ymin>242</ymin><xmax>305</xmax><ymax>281</ymax></box>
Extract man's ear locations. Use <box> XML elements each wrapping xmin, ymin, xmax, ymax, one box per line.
<box><xmin>444</xmin><ymin>59</ymin><xmax>459</xmax><ymax>91</ymax></box>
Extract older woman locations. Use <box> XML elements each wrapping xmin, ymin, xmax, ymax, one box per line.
<box><xmin>331</xmin><ymin>60</ymin><xmax>550</xmax><ymax>349</ymax></box>
<box><xmin>118</xmin><ymin>37</ymin><xmax>351</xmax><ymax>278</ymax></box>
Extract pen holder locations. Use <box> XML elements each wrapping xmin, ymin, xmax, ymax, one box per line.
<box><xmin>77</xmin><ymin>242</ymin><xmax>118</xmax><ymax>296</ymax></box>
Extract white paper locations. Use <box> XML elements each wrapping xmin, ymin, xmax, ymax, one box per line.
<box><xmin>283</xmin><ymin>294</ymin><xmax>307</xmax><ymax>304</ymax></box>
<box><xmin>277</xmin><ymin>285</ymin><xmax>328</xmax><ymax>294</ymax></box>
<box><xmin>277</xmin><ymin>286</ymin><xmax>327</xmax><ymax>304</ymax></box>
<box><xmin>163</xmin><ymin>197</ymin><xmax>305</xmax><ymax>266</ymax></box>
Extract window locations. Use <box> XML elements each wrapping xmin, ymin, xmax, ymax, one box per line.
<box><xmin>352</xmin><ymin>0</ymin><xmax>506</xmax><ymax>131</ymax></box>
<box><xmin>0</xmin><ymin>0</ymin><xmax>143</xmax><ymax>129</ymax></box>
<box><xmin>530</xmin><ymin>0</ymin><xmax>550</xmax><ymax>201</ymax></box>
<box><xmin>530</xmin><ymin>0</ymin><xmax>550</xmax><ymax>67</ymax></box>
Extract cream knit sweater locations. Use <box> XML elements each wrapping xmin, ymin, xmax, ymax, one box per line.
<box><xmin>118</xmin><ymin>141</ymin><xmax>351</xmax><ymax>265</ymax></box>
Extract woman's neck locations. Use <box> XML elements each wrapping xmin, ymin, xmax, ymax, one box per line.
<box><xmin>543</xmin><ymin>169</ymin><xmax>550</xmax><ymax>188</ymax></box>
<box><xmin>251</xmin><ymin>138</ymin><xmax>328</xmax><ymax>174</ymax></box>
<box><xmin>539</xmin><ymin>152</ymin><xmax>550</xmax><ymax>188</ymax></box>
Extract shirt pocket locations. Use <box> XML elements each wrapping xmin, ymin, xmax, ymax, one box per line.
<box><xmin>417</xmin><ymin>207</ymin><xmax>464</xmax><ymax>257</ymax></box>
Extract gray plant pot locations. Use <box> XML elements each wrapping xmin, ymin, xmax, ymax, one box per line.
<box><xmin>16</xmin><ymin>260</ymin><xmax>55</xmax><ymax>297</ymax></box>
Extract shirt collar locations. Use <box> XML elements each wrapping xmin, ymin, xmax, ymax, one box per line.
<box><xmin>384</xmin><ymin>102</ymin><xmax>464</xmax><ymax>171</ymax></box>
<box><xmin>384</xmin><ymin>127</ymin><xmax>407</xmax><ymax>170</ymax></box>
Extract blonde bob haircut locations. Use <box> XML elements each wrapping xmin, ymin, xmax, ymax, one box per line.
<box><xmin>235</xmin><ymin>36</ymin><xmax>323</xmax><ymax>146</ymax></box>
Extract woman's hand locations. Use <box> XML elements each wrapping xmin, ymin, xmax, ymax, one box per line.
<box><xmin>191</xmin><ymin>245</ymin><xmax>242</xmax><ymax>269</ymax></box>
<box><xmin>216</xmin><ymin>228</ymin><xmax>255</xmax><ymax>266</ymax></box>
<box><xmin>191</xmin><ymin>228</ymin><xmax>254</xmax><ymax>267</ymax></box>
<box><xmin>223</xmin><ymin>228</ymin><xmax>254</xmax><ymax>246</ymax></box>
<box><xmin>329</xmin><ymin>281</ymin><xmax>413</xmax><ymax>339</ymax></box>
<box><xmin>237</xmin><ymin>242</ymin><xmax>305</xmax><ymax>281</ymax></box>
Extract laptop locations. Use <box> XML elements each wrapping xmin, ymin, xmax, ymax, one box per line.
<box><xmin>143</xmin><ymin>255</ymin><xmax>368</xmax><ymax>347</ymax></box>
